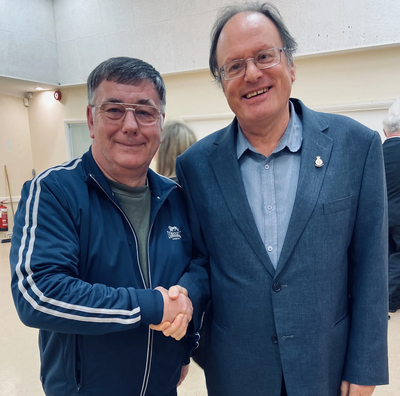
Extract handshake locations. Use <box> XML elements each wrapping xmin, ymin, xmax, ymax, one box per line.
<box><xmin>150</xmin><ymin>285</ymin><xmax>193</xmax><ymax>340</ymax></box>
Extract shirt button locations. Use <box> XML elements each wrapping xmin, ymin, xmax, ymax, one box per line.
<box><xmin>267</xmin><ymin>246</ymin><xmax>273</xmax><ymax>252</ymax></box>
<box><xmin>267</xmin><ymin>205</ymin><xmax>273</xmax><ymax>211</ymax></box>
<box><xmin>272</xmin><ymin>282</ymin><xmax>282</xmax><ymax>292</ymax></box>
<box><xmin>272</xmin><ymin>335</ymin><xmax>279</xmax><ymax>344</ymax></box>
<box><xmin>264</xmin><ymin>164</ymin><xmax>270</xmax><ymax>170</ymax></box>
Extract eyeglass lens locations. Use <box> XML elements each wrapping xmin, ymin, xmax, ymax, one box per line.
<box><xmin>100</xmin><ymin>103</ymin><xmax>160</xmax><ymax>125</ymax></box>
<box><xmin>223</xmin><ymin>48</ymin><xmax>282</xmax><ymax>80</ymax></box>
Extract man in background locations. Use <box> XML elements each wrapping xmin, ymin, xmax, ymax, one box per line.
<box><xmin>383</xmin><ymin>98</ymin><xmax>400</xmax><ymax>314</ymax></box>
<box><xmin>10</xmin><ymin>57</ymin><xmax>195</xmax><ymax>396</ymax></box>
<box><xmin>160</xmin><ymin>2</ymin><xmax>388</xmax><ymax>395</ymax></box>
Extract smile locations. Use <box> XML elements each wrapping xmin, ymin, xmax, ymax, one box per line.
<box><xmin>117</xmin><ymin>141</ymin><xmax>145</xmax><ymax>148</ymax></box>
<box><xmin>244</xmin><ymin>87</ymin><xmax>269</xmax><ymax>99</ymax></box>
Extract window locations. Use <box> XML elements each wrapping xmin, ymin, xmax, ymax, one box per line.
<box><xmin>67</xmin><ymin>123</ymin><xmax>92</xmax><ymax>158</ymax></box>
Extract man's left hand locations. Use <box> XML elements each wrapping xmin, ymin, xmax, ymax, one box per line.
<box><xmin>340</xmin><ymin>380</ymin><xmax>376</xmax><ymax>396</ymax></box>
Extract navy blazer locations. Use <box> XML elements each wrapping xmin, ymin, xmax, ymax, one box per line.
<box><xmin>178</xmin><ymin>99</ymin><xmax>388</xmax><ymax>396</ymax></box>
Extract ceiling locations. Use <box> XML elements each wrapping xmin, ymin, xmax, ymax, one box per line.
<box><xmin>0</xmin><ymin>76</ymin><xmax>59</xmax><ymax>98</ymax></box>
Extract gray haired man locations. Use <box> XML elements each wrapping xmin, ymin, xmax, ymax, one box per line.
<box><xmin>10</xmin><ymin>57</ymin><xmax>196</xmax><ymax>396</ymax></box>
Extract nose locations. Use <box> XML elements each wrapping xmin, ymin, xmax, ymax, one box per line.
<box><xmin>121</xmin><ymin>109</ymin><xmax>139</xmax><ymax>134</ymax></box>
<box><xmin>243</xmin><ymin>59</ymin><xmax>262</xmax><ymax>83</ymax></box>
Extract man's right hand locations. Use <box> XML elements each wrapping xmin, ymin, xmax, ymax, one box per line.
<box><xmin>150</xmin><ymin>286</ymin><xmax>193</xmax><ymax>340</ymax></box>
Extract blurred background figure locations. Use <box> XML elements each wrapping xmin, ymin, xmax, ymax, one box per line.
<box><xmin>383</xmin><ymin>97</ymin><xmax>400</xmax><ymax>313</ymax></box>
<box><xmin>157</xmin><ymin>121</ymin><xmax>197</xmax><ymax>181</ymax></box>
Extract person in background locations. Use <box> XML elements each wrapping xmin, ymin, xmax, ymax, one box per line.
<box><xmin>155</xmin><ymin>2</ymin><xmax>389</xmax><ymax>395</ymax></box>
<box><xmin>157</xmin><ymin>121</ymin><xmax>197</xmax><ymax>182</ymax></box>
<box><xmin>383</xmin><ymin>98</ymin><xmax>400</xmax><ymax>314</ymax></box>
<box><xmin>9</xmin><ymin>56</ymin><xmax>197</xmax><ymax>396</ymax></box>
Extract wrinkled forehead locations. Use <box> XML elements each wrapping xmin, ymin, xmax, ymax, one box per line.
<box><xmin>217</xmin><ymin>12</ymin><xmax>282</xmax><ymax>65</ymax></box>
<box><xmin>93</xmin><ymin>79</ymin><xmax>160</xmax><ymax>106</ymax></box>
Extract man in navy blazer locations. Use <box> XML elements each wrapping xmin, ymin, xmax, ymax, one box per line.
<box><xmin>383</xmin><ymin>107</ymin><xmax>400</xmax><ymax>313</ymax></box>
<box><xmin>156</xmin><ymin>2</ymin><xmax>388</xmax><ymax>395</ymax></box>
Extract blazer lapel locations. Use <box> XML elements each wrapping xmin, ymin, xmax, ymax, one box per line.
<box><xmin>209</xmin><ymin>120</ymin><xmax>276</xmax><ymax>277</ymax></box>
<box><xmin>276</xmin><ymin>102</ymin><xmax>333</xmax><ymax>276</ymax></box>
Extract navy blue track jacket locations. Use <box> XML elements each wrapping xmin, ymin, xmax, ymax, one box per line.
<box><xmin>10</xmin><ymin>149</ymin><xmax>194</xmax><ymax>396</ymax></box>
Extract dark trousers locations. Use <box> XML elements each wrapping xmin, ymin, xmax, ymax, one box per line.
<box><xmin>389</xmin><ymin>225</ymin><xmax>400</xmax><ymax>310</ymax></box>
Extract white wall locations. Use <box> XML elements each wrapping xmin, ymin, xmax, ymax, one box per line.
<box><xmin>1</xmin><ymin>0</ymin><xmax>399</xmax><ymax>86</ymax></box>
<box><xmin>0</xmin><ymin>94</ymin><xmax>34</xmax><ymax>231</ymax></box>
<box><xmin>275</xmin><ymin>0</ymin><xmax>400</xmax><ymax>54</ymax></box>
<box><xmin>0</xmin><ymin>0</ymin><xmax>57</xmax><ymax>83</ymax></box>
<box><xmin>52</xmin><ymin>0</ymin><xmax>400</xmax><ymax>84</ymax></box>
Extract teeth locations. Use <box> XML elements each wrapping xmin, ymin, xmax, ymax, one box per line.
<box><xmin>245</xmin><ymin>88</ymin><xmax>269</xmax><ymax>99</ymax></box>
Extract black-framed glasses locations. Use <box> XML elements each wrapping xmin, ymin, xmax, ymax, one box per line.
<box><xmin>219</xmin><ymin>47</ymin><xmax>287</xmax><ymax>81</ymax></box>
<box><xmin>91</xmin><ymin>102</ymin><xmax>162</xmax><ymax>126</ymax></box>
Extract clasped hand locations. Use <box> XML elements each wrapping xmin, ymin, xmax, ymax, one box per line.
<box><xmin>150</xmin><ymin>285</ymin><xmax>193</xmax><ymax>340</ymax></box>
<box><xmin>340</xmin><ymin>381</ymin><xmax>376</xmax><ymax>396</ymax></box>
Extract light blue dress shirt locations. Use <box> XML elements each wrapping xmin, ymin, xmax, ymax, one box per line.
<box><xmin>237</xmin><ymin>101</ymin><xmax>303</xmax><ymax>268</ymax></box>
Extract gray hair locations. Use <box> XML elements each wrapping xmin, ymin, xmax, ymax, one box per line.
<box><xmin>209</xmin><ymin>2</ymin><xmax>298</xmax><ymax>84</ymax></box>
<box><xmin>87</xmin><ymin>57</ymin><xmax>166</xmax><ymax>112</ymax></box>
<box><xmin>383</xmin><ymin>113</ymin><xmax>400</xmax><ymax>135</ymax></box>
<box><xmin>157</xmin><ymin>121</ymin><xmax>197</xmax><ymax>178</ymax></box>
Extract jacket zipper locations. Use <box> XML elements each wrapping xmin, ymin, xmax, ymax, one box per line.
<box><xmin>75</xmin><ymin>334</ymin><xmax>82</xmax><ymax>393</ymax></box>
<box><xmin>89</xmin><ymin>175</ymin><xmax>147</xmax><ymax>286</ymax></box>
<box><xmin>139</xmin><ymin>220</ymin><xmax>157</xmax><ymax>396</ymax></box>
<box><xmin>89</xmin><ymin>175</ymin><xmax>163</xmax><ymax>396</ymax></box>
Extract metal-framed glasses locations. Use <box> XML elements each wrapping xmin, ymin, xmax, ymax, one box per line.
<box><xmin>91</xmin><ymin>102</ymin><xmax>162</xmax><ymax>126</ymax></box>
<box><xmin>219</xmin><ymin>47</ymin><xmax>287</xmax><ymax>81</ymax></box>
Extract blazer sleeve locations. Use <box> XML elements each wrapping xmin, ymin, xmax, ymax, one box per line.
<box><xmin>176</xmin><ymin>156</ymin><xmax>211</xmax><ymax>333</ymax></box>
<box><xmin>343</xmin><ymin>132</ymin><xmax>389</xmax><ymax>385</ymax></box>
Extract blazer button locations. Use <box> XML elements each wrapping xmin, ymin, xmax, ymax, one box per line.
<box><xmin>272</xmin><ymin>282</ymin><xmax>282</xmax><ymax>292</ymax></box>
<box><xmin>272</xmin><ymin>335</ymin><xmax>279</xmax><ymax>344</ymax></box>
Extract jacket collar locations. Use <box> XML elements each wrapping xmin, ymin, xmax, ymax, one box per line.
<box><xmin>275</xmin><ymin>99</ymin><xmax>333</xmax><ymax>276</ymax></box>
<box><xmin>208</xmin><ymin>120</ymin><xmax>277</xmax><ymax>276</ymax></box>
<box><xmin>208</xmin><ymin>98</ymin><xmax>333</xmax><ymax>277</ymax></box>
<box><xmin>82</xmin><ymin>147</ymin><xmax>177</xmax><ymax>209</ymax></box>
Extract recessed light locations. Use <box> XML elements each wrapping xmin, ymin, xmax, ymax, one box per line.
<box><xmin>34</xmin><ymin>87</ymin><xmax>45</xmax><ymax>90</ymax></box>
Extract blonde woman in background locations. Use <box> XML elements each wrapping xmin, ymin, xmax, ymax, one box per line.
<box><xmin>157</xmin><ymin>121</ymin><xmax>197</xmax><ymax>181</ymax></box>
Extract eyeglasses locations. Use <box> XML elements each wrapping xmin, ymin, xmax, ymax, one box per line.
<box><xmin>91</xmin><ymin>102</ymin><xmax>162</xmax><ymax>126</ymax></box>
<box><xmin>219</xmin><ymin>47</ymin><xmax>287</xmax><ymax>81</ymax></box>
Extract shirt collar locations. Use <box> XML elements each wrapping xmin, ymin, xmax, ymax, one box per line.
<box><xmin>236</xmin><ymin>100</ymin><xmax>303</xmax><ymax>159</ymax></box>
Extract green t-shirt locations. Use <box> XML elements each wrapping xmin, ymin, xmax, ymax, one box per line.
<box><xmin>107</xmin><ymin>178</ymin><xmax>151</xmax><ymax>287</ymax></box>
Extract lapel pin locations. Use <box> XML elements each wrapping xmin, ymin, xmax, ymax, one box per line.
<box><xmin>315</xmin><ymin>156</ymin><xmax>324</xmax><ymax>168</ymax></box>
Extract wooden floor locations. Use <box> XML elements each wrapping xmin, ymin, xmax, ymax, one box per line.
<box><xmin>1</xmin><ymin>241</ymin><xmax>399</xmax><ymax>395</ymax></box>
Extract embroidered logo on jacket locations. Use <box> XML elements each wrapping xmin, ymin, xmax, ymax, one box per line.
<box><xmin>167</xmin><ymin>226</ymin><xmax>182</xmax><ymax>240</ymax></box>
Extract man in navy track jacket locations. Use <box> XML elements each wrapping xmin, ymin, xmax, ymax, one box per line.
<box><xmin>10</xmin><ymin>57</ymin><xmax>197</xmax><ymax>396</ymax></box>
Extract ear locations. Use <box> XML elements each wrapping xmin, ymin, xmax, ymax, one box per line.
<box><xmin>290</xmin><ymin>62</ymin><xmax>296</xmax><ymax>83</ymax></box>
<box><xmin>158</xmin><ymin>114</ymin><xmax>165</xmax><ymax>144</ymax></box>
<box><xmin>87</xmin><ymin>106</ymin><xmax>95</xmax><ymax>138</ymax></box>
